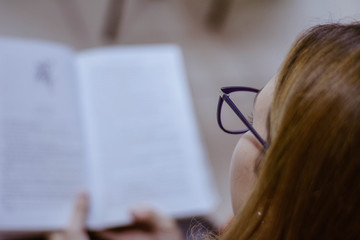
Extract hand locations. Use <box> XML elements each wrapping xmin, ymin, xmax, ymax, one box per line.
<box><xmin>95</xmin><ymin>207</ymin><xmax>184</xmax><ymax>240</ymax></box>
<box><xmin>48</xmin><ymin>192</ymin><xmax>89</xmax><ymax>240</ymax></box>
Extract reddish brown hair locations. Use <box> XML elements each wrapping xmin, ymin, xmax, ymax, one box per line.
<box><xmin>220</xmin><ymin>23</ymin><xmax>360</xmax><ymax>240</ymax></box>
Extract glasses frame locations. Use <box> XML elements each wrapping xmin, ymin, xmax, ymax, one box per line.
<box><xmin>217</xmin><ymin>86</ymin><xmax>268</xmax><ymax>149</ymax></box>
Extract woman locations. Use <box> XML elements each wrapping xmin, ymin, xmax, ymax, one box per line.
<box><xmin>51</xmin><ymin>22</ymin><xmax>360</xmax><ymax>239</ymax></box>
<box><xmin>222</xmin><ymin>22</ymin><xmax>360</xmax><ymax>240</ymax></box>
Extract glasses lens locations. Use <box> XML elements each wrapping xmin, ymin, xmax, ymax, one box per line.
<box><xmin>220</xmin><ymin>91</ymin><xmax>257</xmax><ymax>132</ymax></box>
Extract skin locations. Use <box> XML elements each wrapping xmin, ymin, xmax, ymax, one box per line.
<box><xmin>50</xmin><ymin>78</ymin><xmax>276</xmax><ymax>240</ymax></box>
<box><xmin>48</xmin><ymin>194</ymin><xmax>183</xmax><ymax>240</ymax></box>
<box><xmin>48</xmin><ymin>193</ymin><xmax>89</xmax><ymax>240</ymax></box>
<box><xmin>230</xmin><ymin>77</ymin><xmax>275</xmax><ymax>214</ymax></box>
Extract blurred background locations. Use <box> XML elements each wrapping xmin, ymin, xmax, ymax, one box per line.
<box><xmin>0</xmin><ymin>0</ymin><xmax>359</xmax><ymax>229</ymax></box>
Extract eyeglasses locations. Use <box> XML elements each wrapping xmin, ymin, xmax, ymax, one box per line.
<box><xmin>217</xmin><ymin>86</ymin><xmax>268</xmax><ymax>149</ymax></box>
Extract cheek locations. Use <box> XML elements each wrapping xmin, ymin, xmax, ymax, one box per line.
<box><xmin>230</xmin><ymin>134</ymin><xmax>259</xmax><ymax>214</ymax></box>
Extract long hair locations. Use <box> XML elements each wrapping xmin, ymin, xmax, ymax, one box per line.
<box><xmin>220</xmin><ymin>23</ymin><xmax>360</xmax><ymax>240</ymax></box>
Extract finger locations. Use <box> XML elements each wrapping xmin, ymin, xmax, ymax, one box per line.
<box><xmin>94</xmin><ymin>231</ymin><xmax>123</xmax><ymax>240</ymax></box>
<box><xmin>92</xmin><ymin>231</ymin><xmax>117</xmax><ymax>240</ymax></box>
<box><xmin>69</xmin><ymin>192</ymin><xmax>89</xmax><ymax>231</ymax></box>
<box><xmin>96</xmin><ymin>230</ymin><xmax>151</xmax><ymax>240</ymax></box>
<box><xmin>130</xmin><ymin>207</ymin><xmax>177</xmax><ymax>231</ymax></box>
<box><xmin>47</xmin><ymin>232</ymin><xmax>65</xmax><ymax>240</ymax></box>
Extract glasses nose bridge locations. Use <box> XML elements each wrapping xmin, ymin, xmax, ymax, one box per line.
<box><xmin>219</xmin><ymin>90</ymin><xmax>226</xmax><ymax>98</ymax></box>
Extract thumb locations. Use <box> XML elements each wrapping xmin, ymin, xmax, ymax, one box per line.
<box><xmin>69</xmin><ymin>192</ymin><xmax>89</xmax><ymax>231</ymax></box>
<box><xmin>130</xmin><ymin>207</ymin><xmax>178</xmax><ymax>231</ymax></box>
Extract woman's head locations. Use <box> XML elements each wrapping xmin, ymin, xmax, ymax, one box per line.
<box><xmin>226</xmin><ymin>22</ymin><xmax>360</xmax><ymax>239</ymax></box>
<box><xmin>230</xmin><ymin>77</ymin><xmax>275</xmax><ymax>213</ymax></box>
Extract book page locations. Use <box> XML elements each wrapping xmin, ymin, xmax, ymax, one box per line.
<box><xmin>77</xmin><ymin>45</ymin><xmax>218</xmax><ymax>229</ymax></box>
<box><xmin>0</xmin><ymin>38</ymin><xmax>88</xmax><ymax>230</ymax></box>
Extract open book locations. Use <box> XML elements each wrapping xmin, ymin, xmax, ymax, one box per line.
<box><xmin>0</xmin><ymin>38</ymin><xmax>218</xmax><ymax>231</ymax></box>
